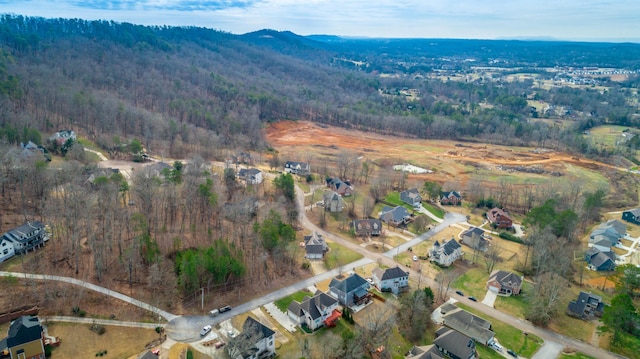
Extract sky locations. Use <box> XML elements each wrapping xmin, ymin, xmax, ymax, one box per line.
<box><xmin>1</xmin><ymin>0</ymin><xmax>639</xmax><ymax>42</ymax></box>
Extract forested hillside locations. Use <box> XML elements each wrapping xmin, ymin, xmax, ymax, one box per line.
<box><xmin>1</xmin><ymin>15</ymin><xmax>640</xmax><ymax>160</ymax></box>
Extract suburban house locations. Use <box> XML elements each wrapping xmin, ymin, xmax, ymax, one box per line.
<box><xmin>567</xmin><ymin>292</ymin><xmax>605</xmax><ymax>320</ymax></box>
<box><xmin>303</xmin><ymin>232</ymin><xmax>328</xmax><ymax>260</ymax></box>
<box><xmin>326</xmin><ymin>177</ymin><xmax>354</xmax><ymax>196</ymax></box>
<box><xmin>584</xmin><ymin>247</ymin><xmax>616</xmax><ymax>271</ymax></box>
<box><xmin>379</xmin><ymin>206</ymin><xmax>411</xmax><ymax>226</ymax></box>
<box><xmin>440</xmin><ymin>306</ymin><xmax>495</xmax><ymax>346</ymax></box>
<box><xmin>227</xmin><ymin>316</ymin><xmax>276</xmax><ymax>359</ymax></box>
<box><xmin>486</xmin><ymin>270</ymin><xmax>523</xmax><ymax>296</ymax></box>
<box><xmin>433</xmin><ymin>327</ymin><xmax>478</xmax><ymax>359</ymax></box>
<box><xmin>371</xmin><ymin>266</ymin><xmax>409</xmax><ymax>295</ymax></box>
<box><xmin>20</xmin><ymin>141</ymin><xmax>49</xmax><ymax>161</ymax></box>
<box><xmin>323</xmin><ymin>191</ymin><xmax>344</xmax><ymax>212</ymax></box>
<box><xmin>287</xmin><ymin>291</ymin><xmax>340</xmax><ymax>331</ymax></box>
<box><xmin>351</xmin><ymin>219</ymin><xmax>382</xmax><ymax>237</ymax></box>
<box><xmin>429</xmin><ymin>238</ymin><xmax>463</xmax><ymax>267</ymax></box>
<box><xmin>400</xmin><ymin>188</ymin><xmax>422</xmax><ymax>208</ymax></box>
<box><xmin>486</xmin><ymin>208</ymin><xmax>513</xmax><ymax>229</ymax></box>
<box><xmin>238</xmin><ymin>168</ymin><xmax>263</xmax><ymax>185</ymax></box>
<box><xmin>284</xmin><ymin>161</ymin><xmax>310</xmax><ymax>175</ymax></box>
<box><xmin>48</xmin><ymin>129</ymin><xmax>76</xmax><ymax>146</ymax></box>
<box><xmin>622</xmin><ymin>208</ymin><xmax>640</xmax><ymax>225</ymax></box>
<box><xmin>0</xmin><ymin>316</ymin><xmax>45</xmax><ymax>359</ymax></box>
<box><xmin>0</xmin><ymin>236</ymin><xmax>16</xmax><ymax>263</ymax></box>
<box><xmin>460</xmin><ymin>227</ymin><xmax>489</xmax><ymax>252</ymax></box>
<box><xmin>0</xmin><ymin>221</ymin><xmax>50</xmax><ymax>256</ymax></box>
<box><xmin>589</xmin><ymin>219</ymin><xmax>626</xmax><ymax>251</ymax></box>
<box><xmin>405</xmin><ymin>344</ymin><xmax>445</xmax><ymax>359</ymax></box>
<box><xmin>440</xmin><ymin>191</ymin><xmax>462</xmax><ymax>206</ymax></box>
<box><xmin>328</xmin><ymin>273</ymin><xmax>371</xmax><ymax>307</ymax></box>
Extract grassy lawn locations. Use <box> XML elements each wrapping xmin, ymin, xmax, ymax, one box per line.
<box><xmin>423</xmin><ymin>202</ymin><xmax>445</xmax><ymax>219</ymax></box>
<box><xmin>325</xmin><ymin>242</ymin><xmax>364</xmax><ymax>269</ymax></box>
<box><xmin>493</xmin><ymin>281</ymin><xmax>532</xmax><ymax>319</ymax></box>
<box><xmin>274</xmin><ymin>290</ymin><xmax>315</xmax><ymax>312</ymax></box>
<box><xmin>385</xmin><ymin>192</ymin><xmax>402</xmax><ymax>206</ymax></box>
<box><xmin>476</xmin><ymin>344</ymin><xmax>504</xmax><ymax>359</ymax></box>
<box><xmin>458</xmin><ymin>303</ymin><xmax>542</xmax><ymax>358</ymax></box>
<box><xmin>451</xmin><ymin>266</ymin><xmax>489</xmax><ymax>299</ymax></box>
<box><xmin>559</xmin><ymin>352</ymin><xmax>596</xmax><ymax>359</ymax></box>
<box><xmin>609</xmin><ymin>332</ymin><xmax>640</xmax><ymax>358</ymax></box>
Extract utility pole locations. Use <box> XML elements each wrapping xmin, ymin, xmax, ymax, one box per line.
<box><xmin>201</xmin><ymin>287</ymin><xmax>205</xmax><ymax>311</ymax></box>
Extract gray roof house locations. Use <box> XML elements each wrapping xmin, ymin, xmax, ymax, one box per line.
<box><xmin>441</xmin><ymin>307</ymin><xmax>495</xmax><ymax>346</ymax></box>
<box><xmin>433</xmin><ymin>326</ymin><xmax>478</xmax><ymax>359</ymax></box>
<box><xmin>372</xmin><ymin>266</ymin><xmax>409</xmax><ymax>295</ymax></box>
<box><xmin>1</xmin><ymin>316</ymin><xmax>45</xmax><ymax>359</ymax></box>
<box><xmin>0</xmin><ymin>221</ymin><xmax>49</xmax><ymax>255</ymax></box>
<box><xmin>323</xmin><ymin>191</ymin><xmax>344</xmax><ymax>212</ymax></box>
<box><xmin>303</xmin><ymin>232</ymin><xmax>328</xmax><ymax>260</ymax></box>
<box><xmin>429</xmin><ymin>238</ymin><xmax>463</xmax><ymax>267</ymax></box>
<box><xmin>238</xmin><ymin>168</ymin><xmax>263</xmax><ymax>185</ymax></box>
<box><xmin>227</xmin><ymin>317</ymin><xmax>276</xmax><ymax>359</ymax></box>
<box><xmin>284</xmin><ymin>161</ymin><xmax>310</xmax><ymax>175</ymax></box>
<box><xmin>379</xmin><ymin>206</ymin><xmax>411</xmax><ymax>226</ymax></box>
<box><xmin>351</xmin><ymin>219</ymin><xmax>382</xmax><ymax>237</ymax></box>
<box><xmin>486</xmin><ymin>270</ymin><xmax>523</xmax><ymax>296</ymax></box>
<box><xmin>567</xmin><ymin>292</ymin><xmax>605</xmax><ymax>320</ymax></box>
<box><xmin>460</xmin><ymin>227</ymin><xmax>489</xmax><ymax>252</ymax></box>
<box><xmin>400</xmin><ymin>188</ymin><xmax>422</xmax><ymax>208</ymax></box>
<box><xmin>287</xmin><ymin>291</ymin><xmax>339</xmax><ymax>331</ymax></box>
<box><xmin>405</xmin><ymin>345</ymin><xmax>446</xmax><ymax>359</ymax></box>
<box><xmin>622</xmin><ymin>208</ymin><xmax>640</xmax><ymax>225</ymax></box>
<box><xmin>329</xmin><ymin>273</ymin><xmax>370</xmax><ymax>307</ymax></box>
<box><xmin>584</xmin><ymin>247</ymin><xmax>616</xmax><ymax>272</ymax></box>
<box><xmin>326</xmin><ymin>177</ymin><xmax>353</xmax><ymax>196</ymax></box>
<box><xmin>589</xmin><ymin>219</ymin><xmax>626</xmax><ymax>251</ymax></box>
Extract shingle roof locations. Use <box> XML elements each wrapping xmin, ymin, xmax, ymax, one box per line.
<box><xmin>441</xmin><ymin>190</ymin><xmax>461</xmax><ymax>199</ymax></box>
<box><xmin>441</xmin><ymin>238</ymin><xmax>461</xmax><ymax>256</ymax></box>
<box><xmin>2</xmin><ymin>222</ymin><xmax>46</xmax><ymax>243</ymax></box>
<box><xmin>373</xmin><ymin>266</ymin><xmax>408</xmax><ymax>281</ymax></box>
<box><xmin>442</xmin><ymin>308</ymin><xmax>494</xmax><ymax>344</ymax></box>
<box><xmin>589</xmin><ymin>251</ymin><xmax>616</xmax><ymax>269</ymax></box>
<box><xmin>488</xmin><ymin>270</ymin><xmax>522</xmax><ymax>288</ymax></box>
<box><xmin>380</xmin><ymin>206</ymin><xmax>410</xmax><ymax>223</ymax></box>
<box><xmin>7</xmin><ymin>316</ymin><xmax>42</xmax><ymax>347</ymax></box>
<box><xmin>243</xmin><ymin>316</ymin><xmax>275</xmax><ymax>340</ymax></box>
<box><xmin>462</xmin><ymin>227</ymin><xmax>485</xmax><ymax>238</ymax></box>
<box><xmin>568</xmin><ymin>292</ymin><xmax>605</xmax><ymax>317</ymax></box>
<box><xmin>288</xmin><ymin>292</ymin><xmax>337</xmax><ymax>321</ymax></box>
<box><xmin>625</xmin><ymin>208</ymin><xmax>640</xmax><ymax>217</ymax></box>
<box><xmin>329</xmin><ymin>273</ymin><xmax>368</xmax><ymax>294</ymax></box>
<box><xmin>352</xmin><ymin>219</ymin><xmax>381</xmax><ymax>232</ymax></box>
<box><xmin>434</xmin><ymin>327</ymin><xmax>476</xmax><ymax>359</ymax></box>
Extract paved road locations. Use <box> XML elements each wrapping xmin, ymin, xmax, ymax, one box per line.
<box><xmin>0</xmin><ymin>271</ymin><xmax>176</xmax><ymax>321</ymax></box>
<box><xmin>43</xmin><ymin>316</ymin><xmax>160</xmax><ymax>329</ymax></box>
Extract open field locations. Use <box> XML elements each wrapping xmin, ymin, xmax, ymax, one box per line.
<box><xmin>266</xmin><ymin>121</ymin><xmax>625</xmax><ymax>195</ymax></box>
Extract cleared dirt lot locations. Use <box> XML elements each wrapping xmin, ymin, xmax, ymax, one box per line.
<box><xmin>266</xmin><ymin>120</ymin><xmax>622</xmax><ymax>188</ymax></box>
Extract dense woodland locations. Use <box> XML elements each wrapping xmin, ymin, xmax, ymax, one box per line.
<box><xmin>1</xmin><ymin>15</ymin><xmax>640</xmax><ymax>357</ymax></box>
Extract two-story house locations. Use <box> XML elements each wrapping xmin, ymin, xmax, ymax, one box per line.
<box><xmin>287</xmin><ymin>291</ymin><xmax>340</xmax><ymax>331</ymax></box>
<box><xmin>0</xmin><ymin>222</ymin><xmax>50</xmax><ymax>256</ymax></box>
<box><xmin>0</xmin><ymin>316</ymin><xmax>46</xmax><ymax>359</ymax></box>
<box><xmin>486</xmin><ymin>270</ymin><xmax>523</xmax><ymax>296</ymax></box>
<box><xmin>238</xmin><ymin>168</ymin><xmax>263</xmax><ymax>185</ymax></box>
<box><xmin>429</xmin><ymin>238</ymin><xmax>462</xmax><ymax>267</ymax></box>
<box><xmin>323</xmin><ymin>191</ymin><xmax>344</xmax><ymax>213</ymax></box>
<box><xmin>440</xmin><ymin>191</ymin><xmax>462</xmax><ymax>206</ymax></box>
<box><xmin>400</xmin><ymin>188</ymin><xmax>422</xmax><ymax>208</ymax></box>
<box><xmin>486</xmin><ymin>208</ymin><xmax>513</xmax><ymax>229</ymax></box>
<box><xmin>371</xmin><ymin>266</ymin><xmax>409</xmax><ymax>295</ymax></box>
<box><xmin>567</xmin><ymin>292</ymin><xmax>605</xmax><ymax>320</ymax></box>
<box><xmin>460</xmin><ymin>227</ymin><xmax>489</xmax><ymax>252</ymax></box>
<box><xmin>303</xmin><ymin>232</ymin><xmax>328</xmax><ymax>260</ymax></box>
<box><xmin>328</xmin><ymin>273</ymin><xmax>371</xmax><ymax>307</ymax></box>
<box><xmin>0</xmin><ymin>235</ymin><xmax>16</xmax><ymax>263</ymax></box>
<box><xmin>379</xmin><ymin>206</ymin><xmax>411</xmax><ymax>226</ymax></box>
<box><xmin>284</xmin><ymin>161</ymin><xmax>310</xmax><ymax>175</ymax></box>
<box><xmin>227</xmin><ymin>317</ymin><xmax>276</xmax><ymax>359</ymax></box>
<box><xmin>584</xmin><ymin>247</ymin><xmax>616</xmax><ymax>271</ymax></box>
<box><xmin>351</xmin><ymin>219</ymin><xmax>382</xmax><ymax>237</ymax></box>
<box><xmin>589</xmin><ymin>219</ymin><xmax>626</xmax><ymax>252</ymax></box>
<box><xmin>326</xmin><ymin>178</ymin><xmax>353</xmax><ymax>197</ymax></box>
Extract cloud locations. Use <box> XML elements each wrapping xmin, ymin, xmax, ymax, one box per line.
<box><xmin>69</xmin><ymin>0</ymin><xmax>261</xmax><ymax>11</ymax></box>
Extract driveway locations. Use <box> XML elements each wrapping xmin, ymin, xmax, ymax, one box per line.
<box><xmin>482</xmin><ymin>289</ymin><xmax>498</xmax><ymax>307</ymax></box>
<box><xmin>532</xmin><ymin>340</ymin><xmax>563</xmax><ymax>359</ymax></box>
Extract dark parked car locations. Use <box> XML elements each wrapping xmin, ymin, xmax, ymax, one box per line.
<box><xmin>219</xmin><ymin>305</ymin><xmax>232</xmax><ymax>313</ymax></box>
<box><xmin>468</xmin><ymin>296</ymin><xmax>477</xmax><ymax>302</ymax></box>
<box><xmin>507</xmin><ymin>349</ymin><xmax>518</xmax><ymax>358</ymax></box>
<box><xmin>455</xmin><ymin>290</ymin><xmax>464</xmax><ymax>296</ymax></box>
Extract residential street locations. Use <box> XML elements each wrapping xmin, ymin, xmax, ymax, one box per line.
<box><xmin>0</xmin><ymin>181</ymin><xmax>626</xmax><ymax>359</ymax></box>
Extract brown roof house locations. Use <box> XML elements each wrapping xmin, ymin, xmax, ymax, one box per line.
<box><xmin>440</xmin><ymin>191</ymin><xmax>462</xmax><ymax>206</ymax></box>
<box><xmin>351</xmin><ymin>219</ymin><xmax>382</xmax><ymax>237</ymax></box>
<box><xmin>486</xmin><ymin>270</ymin><xmax>523</xmax><ymax>296</ymax></box>
<box><xmin>486</xmin><ymin>208</ymin><xmax>513</xmax><ymax>229</ymax></box>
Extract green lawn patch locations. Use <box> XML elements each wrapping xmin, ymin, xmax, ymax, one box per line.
<box><xmin>325</xmin><ymin>242</ymin><xmax>363</xmax><ymax>269</ymax></box>
<box><xmin>559</xmin><ymin>352</ymin><xmax>596</xmax><ymax>359</ymax></box>
<box><xmin>494</xmin><ymin>281</ymin><xmax>532</xmax><ymax>318</ymax></box>
<box><xmin>451</xmin><ymin>267</ymin><xmax>489</xmax><ymax>299</ymax></box>
<box><xmin>457</xmin><ymin>303</ymin><xmax>542</xmax><ymax>358</ymax></box>
<box><xmin>607</xmin><ymin>331</ymin><xmax>640</xmax><ymax>358</ymax></box>
<box><xmin>476</xmin><ymin>345</ymin><xmax>504</xmax><ymax>359</ymax></box>
<box><xmin>422</xmin><ymin>202</ymin><xmax>445</xmax><ymax>219</ymax></box>
<box><xmin>274</xmin><ymin>290</ymin><xmax>313</xmax><ymax>312</ymax></box>
<box><xmin>385</xmin><ymin>192</ymin><xmax>402</xmax><ymax>205</ymax></box>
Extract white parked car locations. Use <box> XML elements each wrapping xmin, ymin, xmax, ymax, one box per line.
<box><xmin>200</xmin><ymin>325</ymin><xmax>212</xmax><ymax>337</ymax></box>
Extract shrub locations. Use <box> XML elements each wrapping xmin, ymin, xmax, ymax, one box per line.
<box><xmin>499</xmin><ymin>231</ymin><xmax>524</xmax><ymax>244</ymax></box>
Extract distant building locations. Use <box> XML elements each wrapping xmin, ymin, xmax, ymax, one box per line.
<box><xmin>238</xmin><ymin>168</ymin><xmax>263</xmax><ymax>185</ymax></box>
<box><xmin>284</xmin><ymin>161</ymin><xmax>310</xmax><ymax>175</ymax></box>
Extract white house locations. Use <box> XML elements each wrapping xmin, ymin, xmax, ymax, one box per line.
<box><xmin>0</xmin><ymin>221</ymin><xmax>49</xmax><ymax>256</ymax></box>
<box><xmin>284</xmin><ymin>161</ymin><xmax>310</xmax><ymax>175</ymax></box>
<box><xmin>238</xmin><ymin>168</ymin><xmax>263</xmax><ymax>185</ymax></box>
<box><xmin>287</xmin><ymin>291</ymin><xmax>340</xmax><ymax>331</ymax></box>
<box><xmin>429</xmin><ymin>238</ymin><xmax>463</xmax><ymax>267</ymax></box>
<box><xmin>0</xmin><ymin>236</ymin><xmax>16</xmax><ymax>263</ymax></box>
<box><xmin>372</xmin><ymin>266</ymin><xmax>409</xmax><ymax>295</ymax></box>
<box><xmin>227</xmin><ymin>317</ymin><xmax>276</xmax><ymax>359</ymax></box>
